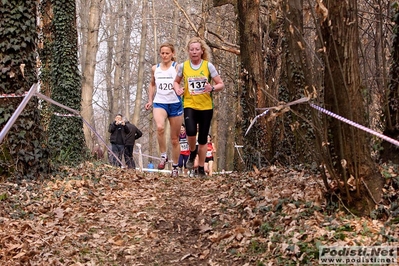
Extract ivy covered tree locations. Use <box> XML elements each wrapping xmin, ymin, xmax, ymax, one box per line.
<box><xmin>46</xmin><ymin>0</ymin><xmax>87</xmax><ymax>164</ymax></box>
<box><xmin>383</xmin><ymin>2</ymin><xmax>399</xmax><ymax>151</ymax></box>
<box><xmin>0</xmin><ymin>0</ymin><xmax>48</xmax><ymax>179</ymax></box>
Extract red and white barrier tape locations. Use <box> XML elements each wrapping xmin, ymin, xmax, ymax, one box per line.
<box><xmin>0</xmin><ymin>91</ymin><xmax>28</xmax><ymax>98</ymax></box>
<box><xmin>309</xmin><ymin>103</ymin><xmax>399</xmax><ymax>147</ymax></box>
<box><xmin>245</xmin><ymin>109</ymin><xmax>270</xmax><ymax>136</ymax></box>
<box><xmin>7</xmin><ymin>89</ymin><xmax>396</xmax><ymax>152</ymax></box>
<box><xmin>246</xmin><ymin>97</ymin><xmax>310</xmax><ymax>136</ymax></box>
<box><xmin>246</xmin><ymin>98</ymin><xmax>399</xmax><ymax>147</ymax></box>
<box><xmin>1</xmin><ymin>92</ymin><xmax>79</xmax><ymax>117</ymax></box>
<box><xmin>53</xmin><ymin>112</ymin><xmax>80</xmax><ymax>117</ymax></box>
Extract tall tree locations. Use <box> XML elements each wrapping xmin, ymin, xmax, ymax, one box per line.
<box><xmin>236</xmin><ymin>0</ymin><xmax>276</xmax><ymax>169</ymax></box>
<box><xmin>132</xmin><ymin>0</ymin><xmax>148</xmax><ymax>125</ymax></box>
<box><xmin>38</xmin><ymin>0</ymin><xmax>53</xmax><ymax>131</ymax></box>
<box><xmin>279</xmin><ymin>0</ymin><xmax>317</xmax><ymax>165</ymax></box>
<box><xmin>320</xmin><ymin>0</ymin><xmax>383</xmax><ymax>214</ymax></box>
<box><xmin>384</xmin><ymin>2</ymin><xmax>399</xmax><ymax>152</ymax></box>
<box><xmin>147</xmin><ymin>0</ymin><xmax>158</xmax><ymax>161</ymax></box>
<box><xmin>77</xmin><ymin>0</ymin><xmax>90</xmax><ymax>68</ymax></box>
<box><xmin>207</xmin><ymin>1</ymin><xmax>239</xmax><ymax>171</ymax></box>
<box><xmin>0</xmin><ymin>0</ymin><xmax>48</xmax><ymax>179</ymax></box>
<box><xmin>112</xmin><ymin>0</ymin><xmax>125</xmax><ymax>115</ymax></box>
<box><xmin>104</xmin><ymin>1</ymin><xmax>116</xmax><ymax>132</ymax></box>
<box><xmin>103</xmin><ymin>0</ymin><xmax>129</xmax><ymax>146</ymax></box>
<box><xmin>123</xmin><ymin>0</ymin><xmax>134</xmax><ymax>122</ymax></box>
<box><xmin>48</xmin><ymin>0</ymin><xmax>87</xmax><ymax>164</ymax></box>
<box><xmin>81</xmin><ymin>0</ymin><xmax>104</xmax><ymax>150</ymax></box>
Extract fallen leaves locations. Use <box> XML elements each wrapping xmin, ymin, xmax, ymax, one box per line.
<box><xmin>0</xmin><ymin>162</ymin><xmax>398</xmax><ymax>265</ymax></box>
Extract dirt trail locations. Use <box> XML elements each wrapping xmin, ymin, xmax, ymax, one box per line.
<box><xmin>0</xmin><ymin>165</ymin><xmax>249</xmax><ymax>265</ymax></box>
<box><xmin>1</xmin><ymin>163</ymin><xmax>398</xmax><ymax>265</ymax></box>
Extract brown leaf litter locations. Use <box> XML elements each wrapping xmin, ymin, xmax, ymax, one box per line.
<box><xmin>0</xmin><ymin>162</ymin><xmax>398</xmax><ymax>265</ymax></box>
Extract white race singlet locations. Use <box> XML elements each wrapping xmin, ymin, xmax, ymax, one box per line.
<box><xmin>153</xmin><ymin>62</ymin><xmax>180</xmax><ymax>104</ymax></box>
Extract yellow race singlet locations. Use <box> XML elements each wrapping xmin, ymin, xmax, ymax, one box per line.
<box><xmin>182</xmin><ymin>60</ymin><xmax>213</xmax><ymax>110</ymax></box>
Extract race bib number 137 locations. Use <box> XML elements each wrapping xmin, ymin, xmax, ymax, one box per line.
<box><xmin>188</xmin><ymin>77</ymin><xmax>207</xmax><ymax>95</ymax></box>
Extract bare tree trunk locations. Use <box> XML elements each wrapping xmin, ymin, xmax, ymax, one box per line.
<box><xmin>77</xmin><ymin>0</ymin><xmax>89</xmax><ymax>71</ymax></box>
<box><xmin>207</xmin><ymin>0</ymin><xmax>216</xmax><ymax>172</ymax></box>
<box><xmin>123</xmin><ymin>0</ymin><xmax>133</xmax><ymax>121</ymax></box>
<box><xmin>211</xmin><ymin>93</ymin><xmax>219</xmax><ymax>172</ymax></box>
<box><xmin>172</xmin><ymin>3</ymin><xmax>179</xmax><ymax>42</ymax></box>
<box><xmin>131</xmin><ymin>0</ymin><xmax>147</xmax><ymax>125</ymax></box>
<box><xmin>225</xmin><ymin>99</ymin><xmax>237</xmax><ymax>171</ymax></box>
<box><xmin>151</xmin><ymin>1</ymin><xmax>158</xmax><ymax>56</ymax></box>
<box><xmin>112</xmin><ymin>0</ymin><xmax>125</xmax><ymax>114</ymax></box>
<box><xmin>81</xmin><ymin>0</ymin><xmax>104</xmax><ymax>150</ymax></box>
<box><xmin>321</xmin><ymin>0</ymin><xmax>383</xmax><ymax>215</ymax></box>
<box><xmin>105</xmin><ymin>2</ymin><xmax>116</xmax><ymax>143</ymax></box>
<box><xmin>200</xmin><ymin>0</ymin><xmax>209</xmax><ymax>37</ymax></box>
<box><xmin>237</xmin><ymin>0</ymin><xmax>272</xmax><ymax>170</ymax></box>
<box><xmin>147</xmin><ymin>1</ymin><xmax>157</xmax><ymax>160</ymax></box>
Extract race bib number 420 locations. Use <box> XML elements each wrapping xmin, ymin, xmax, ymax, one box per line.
<box><xmin>188</xmin><ymin>77</ymin><xmax>207</xmax><ymax>95</ymax></box>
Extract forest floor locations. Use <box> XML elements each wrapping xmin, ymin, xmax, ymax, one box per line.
<box><xmin>0</xmin><ymin>162</ymin><xmax>398</xmax><ymax>265</ymax></box>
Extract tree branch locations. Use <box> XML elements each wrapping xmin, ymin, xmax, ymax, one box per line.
<box><xmin>208</xmin><ymin>41</ymin><xmax>240</xmax><ymax>55</ymax></box>
<box><xmin>171</xmin><ymin>0</ymin><xmax>198</xmax><ymax>34</ymax></box>
<box><xmin>171</xmin><ymin>0</ymin><xmax>240</xmax><ymax>56</ymax></box>
<box><xmin>208</xmin><ymin>30</ymin><xmax>240</xmax><ymax>50</ymax></box>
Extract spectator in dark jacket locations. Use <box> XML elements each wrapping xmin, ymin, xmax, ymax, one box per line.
<box><xmin>108</xmin><ymin>114</ymin><xmax>130</xmax><ymax>167</ymax></box>
<box><xmin>124</xmin><ymin>120</ymin><xmax>143</xmax><ymax>169</ymax></box>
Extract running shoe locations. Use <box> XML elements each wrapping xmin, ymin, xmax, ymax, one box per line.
<box><xmin>158</xmin><ymin>156</ymin><xmax>168</xmax><ymax>170</ymax></box>
<box><xmin>188</xmin><ymin>170</ymin><xmax>195</xmax><ymax>178</ymax></box>
<box><xmin>198</xmin><ymin>167</ymin><xmax>206</xmax><ymax>177</ymax></box>
<box><xmin>171</xmin><ymin>167</ymin><xmax>179</xmax><ymax>177</ymax></box>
